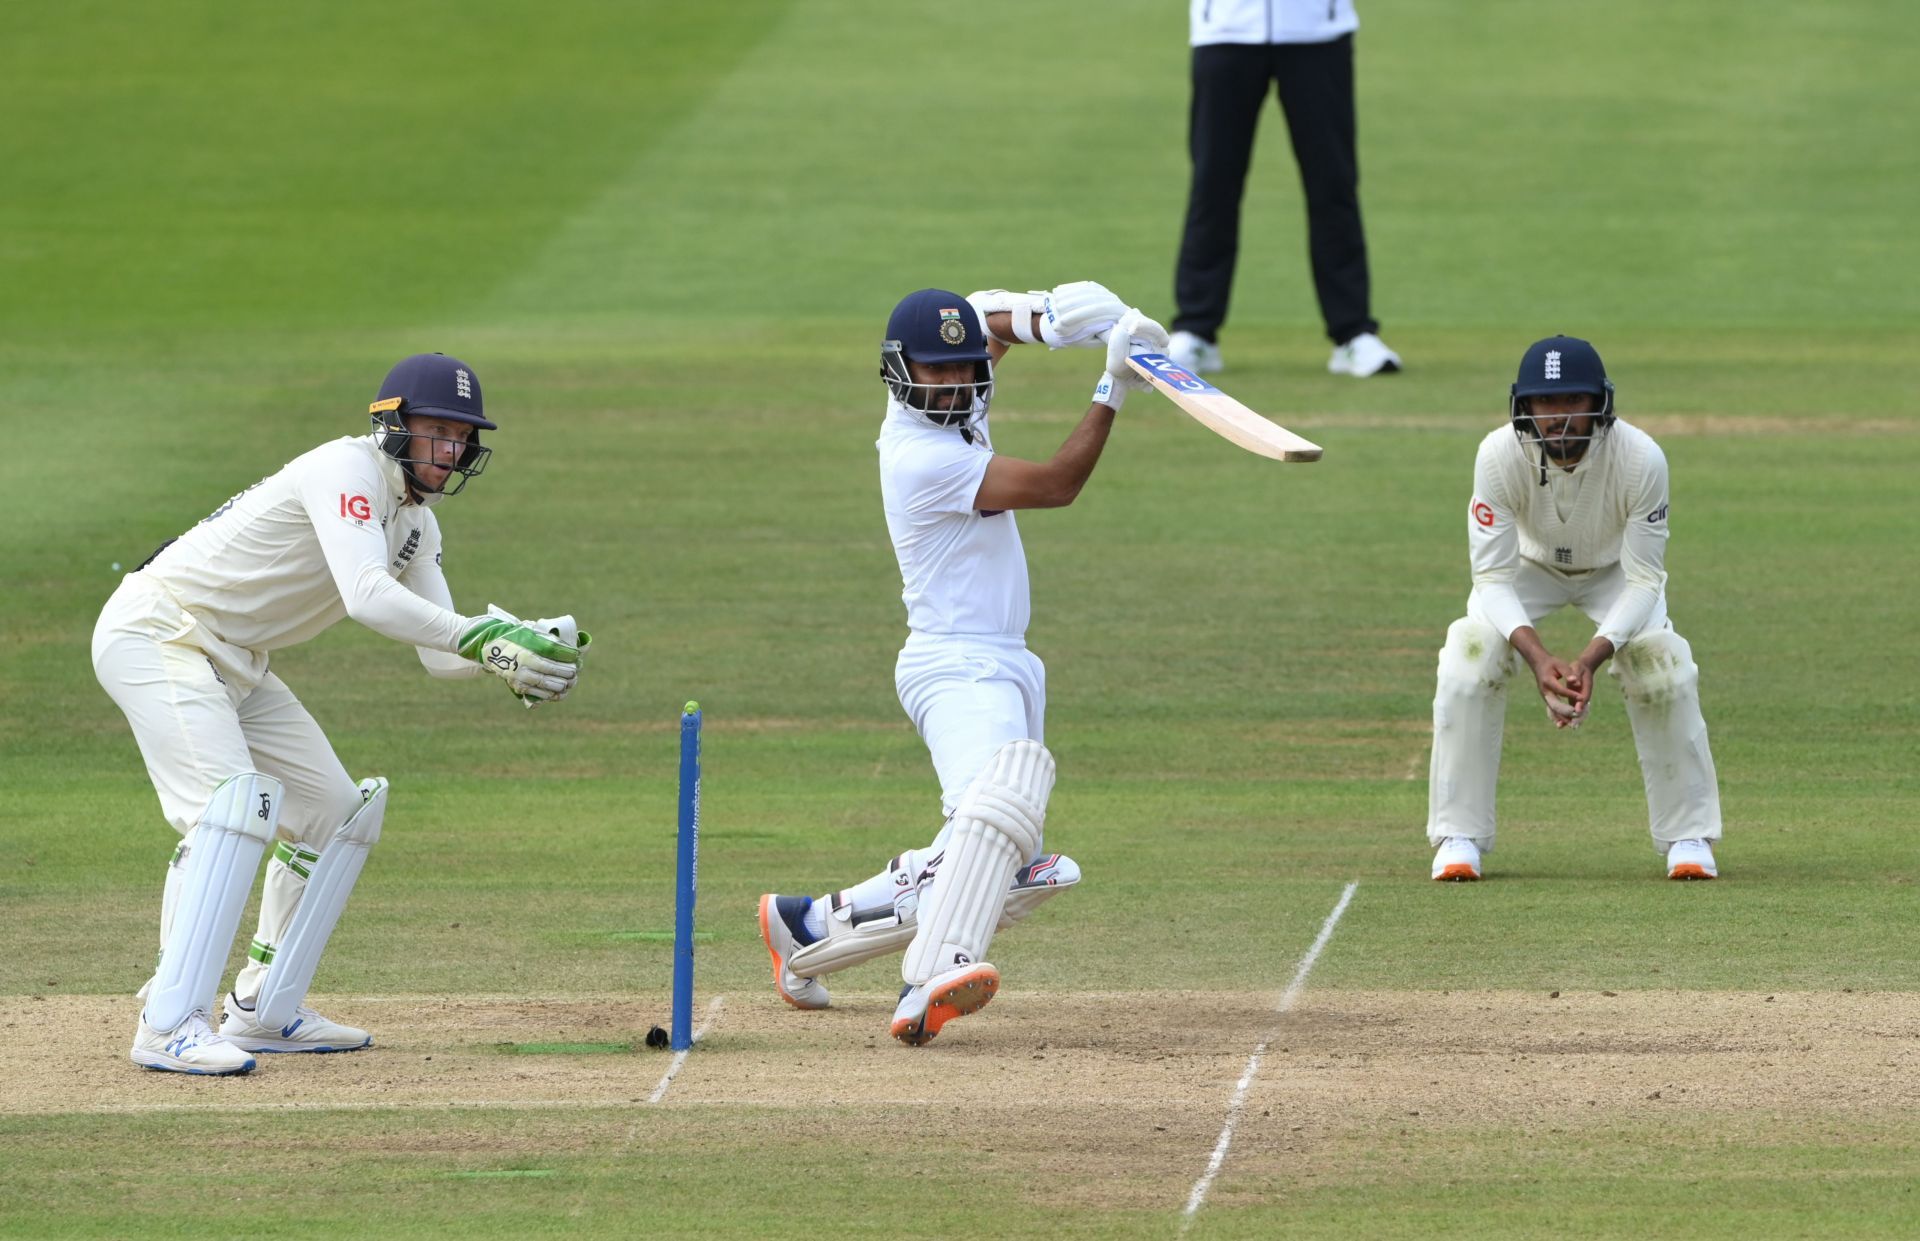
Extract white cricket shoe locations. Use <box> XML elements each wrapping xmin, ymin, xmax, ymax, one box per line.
<box><xmin>1328</xmin><ymin>332</ymin><xmax>1402</xmax><ymax>377</ymax></box>
<box><xmin>758</xmin><ymin>894</ymin><xmax>831</xmax><ymax>1010</ymax></box>
<box><xmin>1431</xmin><ymin>836</ymin><xmax>1483</xmax><ymax>882</ymax></box>
<box><xmin>890</xmin><ymin>961</ymin><xmax>999</xmax><ymax>1047</ymax></box>
<box><xmin>130</xmin><ymin>1008</ymin><xmax>256</xmax><ymax>1075</ymax></box>
<box><xmin>1666</xmin><ymin>839</ymin><xmax>1719</xmax><ymax>881</ymax></box>
<box><xmin>1167</xmin><ymin>330</ymin><xmax>1223</xmax><ymax>374</ymax></box>
<box><xmin>221</xmin><ymin>994</ymin><xmax>372</xmax><ymax>1053</ymax></box>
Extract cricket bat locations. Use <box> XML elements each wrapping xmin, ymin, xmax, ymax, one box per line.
<box><xmin>1126</xmin><ymin>353</ymin><xmax>1323</xmax><ymax>463</ymax></box>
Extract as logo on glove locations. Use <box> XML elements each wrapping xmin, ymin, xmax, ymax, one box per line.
<box><xmin>485</xmin><ymin>644</ymin><xmax>519</xmax><ymax>672</ymax></box>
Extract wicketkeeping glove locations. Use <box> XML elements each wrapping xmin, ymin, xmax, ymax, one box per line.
<box><xmin>459</xmin><ymin>612</ymin><xmax>583</xmax><ymax>705</ymax></box>
<box><xmin>484</xmin><ymin>605</ymin><xmax>593</xmax><ymax>707</ymax></box>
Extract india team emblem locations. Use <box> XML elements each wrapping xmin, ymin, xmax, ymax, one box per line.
<box><xmin>937</xmin><ymin>308</ymin><xmax>967</xmax><ymax>345</ymax></box>
<box><xmin>1543</xmin><ymin>350</ymin><xmax>1562</xmax><ymax>380</ymax></box>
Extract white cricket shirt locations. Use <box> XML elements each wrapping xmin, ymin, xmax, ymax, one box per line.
<box><xmin>1466</xmin><ymin>418</ymin><xmax>1672</xmax><ymax>647</ymax></box>
<box><xmin>1191</xmin><ymin>0</ymin><xmax>1360</xmax><ymax>46</ymax></box>
<box><xmin>877</xmin><ymin>402</ymin><xmax>1030</xmax><ymax>637</ymax></box>
<box><xmin>140</xmin><ymin>435</ymin><xmax>472</xmax><ymax>657</ymax></box>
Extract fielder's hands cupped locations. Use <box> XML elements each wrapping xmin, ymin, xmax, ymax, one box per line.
<box><xmin>460</xmin><ymin>612</ymin><xmax>585</xmax><ymax>705</ymax></box>
<box><xmin>1092</xmin><ymin>309</ymin><xmax>1169</xmax><ymax>411</ymax></box>
<box><xmin>1531</xmin><ymin>655</ymin><xmax>1590</xmax><ymax>729</ymax></box>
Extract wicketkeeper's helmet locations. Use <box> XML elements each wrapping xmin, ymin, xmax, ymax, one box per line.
<box><xmin>880</xmin><ymin>289</ymin><xmax>994</xmax><ymax>430</ymax></box>
<box><xmin>1509</xmin><ymin>335</ymin><xmax>1615</xmax><ymax>478</ymax></box>
<box><xmin>370</xmin><ymin>353</ymin><xmax>496</xmax><ymax>496</ymax></box>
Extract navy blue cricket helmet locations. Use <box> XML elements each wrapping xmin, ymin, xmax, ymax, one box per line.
<box><xmin>369</xmin><ymin>353</ymin><xmax>496</xmax><ymax>496</ymax></box>
<box><xmin>880</xmin><ymin>289</ymin><xmax>994</xmax><ymax>428</ymax></box>
<box><xmin>1509</xmin><ymin>335</ymin><xmax>1615</xmax><ymax>473</ymax></box>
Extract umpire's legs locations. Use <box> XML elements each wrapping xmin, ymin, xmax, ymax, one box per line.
<box><xmin>1274</xmin><ymin>34</ymin><xmax>1377</xmax><ymax>344</ymax></box>
<box><xmin>1173</xmin><ymin>43</ymin><xmax>1273</xmax><ymax>341</ymax></box>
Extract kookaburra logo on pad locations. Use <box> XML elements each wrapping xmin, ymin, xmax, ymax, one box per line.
<box><xmin>455</xmin><ymin>369</ymin><xmax>472</xmax><ymax>398</ymax></box>
<box><xmin>1544</xmin><ymin>350</ymin><xmax>1562</xmax><ymax>380</ymax></box>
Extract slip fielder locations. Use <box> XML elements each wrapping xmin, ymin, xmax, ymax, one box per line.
<box><xmin>1426</xmin><ymin>336</ymin><xmax>1723</xmax><ymax>882</ymax></box>
<box><xmin>93</xmin><ymin>353</ymin><xmax>587</xmax><ymax>1074</ymax></box>
<box><xmin>759</xmin><ymin>282</ymin><xmax>1166</xmax><ymax>1045</ymax></box>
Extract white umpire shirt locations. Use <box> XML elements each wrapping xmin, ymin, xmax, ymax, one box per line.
<box><xmin>877</xmin><ymin>402</ymin><xmax>1030</xmax><ymax>638</ymax></box>
<box><xmin>139</xmin><ymin>435</ymin><xmax>476</xmax><ymax>685</ymax></box>
<box><xmin>1191</xmin><ymin>0</ymin><xmax>1360</xmax><ymax>46</ymax></box>
<box><xmin>1467</xmin><ymin>419</ymin><xmax>1672</xmax><ymax>649</ymax></box>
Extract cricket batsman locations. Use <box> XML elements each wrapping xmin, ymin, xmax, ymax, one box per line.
<box><xmin>1426</xmin><ymin>336</ymin><xmax>1723</xmax><ymax>882</ymax></box>
<box><xmin>758</xmin><ymin>282</ymin><xmax>1166</xmax><ymax>1045</ymax></box>
<box><xmin>92</xmin><ymin>353</ymin><xmax>587</xmax><ymax>1074</ymax></box>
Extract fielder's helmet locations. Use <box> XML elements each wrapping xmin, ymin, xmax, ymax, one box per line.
<box><xmin>370</xmin><ymin>353</ymin><xmax>495</xmax><ymax>496</ymax></box>
<box><xmin>1509</xmin><ymin>335</ymin><xmax>1615</xmax><ymax>474</ymax></box>
<box><xmin>880</xmin><ymin>289</ymin><xmax>994</xmax><ymax>428</ymax></box>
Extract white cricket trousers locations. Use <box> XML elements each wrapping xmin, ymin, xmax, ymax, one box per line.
<box><xmin>91</xmin><ymin>573</ymin><xmax>362</xmax><ymax>842</ymax></box>
<box><xmin>1426</xmin><ymin>559</ymin><xmax>1722</xmax><ymax>853</ymax></box>
<box><xmin>895</xmin><ymin>631</ymin><xmax>1047</xmax><ymax>819</ymax></box>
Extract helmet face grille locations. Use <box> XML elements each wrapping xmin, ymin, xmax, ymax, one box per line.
<box><xmin>881</xmin><ymin>342</ymin><xmax>994</xmax><ymax>429</ymax></box>
<box><xmin>371</xmin><ymin>408</ymin><xmax>492</xmax><ymax>496</ymax></box>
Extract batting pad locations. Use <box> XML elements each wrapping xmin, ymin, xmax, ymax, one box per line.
<box><xmin>790</xmin><ymin>854</ymin><xmax>1081</xmax><ymax>978</ymax></box>
<box><xmin>902</xmin><ymin>740</ymin><xmax>1054</xmax><ymax>985</ymax></box>
<box><xmin>144</xmin><ymin>772</ymin><xmax>282</xmax><ymax>1032</ymax></box>
<box><xmin>254</xmin><ymin>777</ymin><xmax>387</xmax><ymax>1028</ymax></box>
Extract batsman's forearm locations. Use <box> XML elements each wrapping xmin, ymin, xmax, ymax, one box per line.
<box><xmin>1043</xmin><ymin>405</ymin><xmax>1116</xmax><ymax>505</ymax></box>
<box><xmin>981</xmin><ymin>310</ymin><xmax>1043</xmax><ymax>350</ymax></box>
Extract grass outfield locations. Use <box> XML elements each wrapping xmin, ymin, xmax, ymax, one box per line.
<box><xmin>3</xmin><ymin>1</ymin><xmax>1917</xmax><ymax>1237</ymax></box>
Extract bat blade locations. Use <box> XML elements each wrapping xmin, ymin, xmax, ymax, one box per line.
<box><xmin>1126</xmin><ymin>353</ymin><xmax>1323</xmax><ymax>462</ymax></box>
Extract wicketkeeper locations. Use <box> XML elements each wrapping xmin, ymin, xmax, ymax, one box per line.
<box><xmin>759</xmin><ymin>282</ymin><xmax>1166</xmax><ymax>1045</ymax></box>
<box><xmin>92</xmin><ymin>353</ymin><xmax>588</xmax><ymax>1075</ymax></box>
<box><xmin>1425</xmin><ymin>336</ymin><xmax>1723</xmax><ymax>882</ymax></box>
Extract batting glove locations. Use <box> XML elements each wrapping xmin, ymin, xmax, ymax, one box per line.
<box><xmin>1039</xmin><ymin>280</ymin><xmax>1131</xmax><ymax>349</ymax></box>
<box><xmin>1092</xmin><ymin>309</ymin><xmax>1170</xmax><ymax>411</ymax></box>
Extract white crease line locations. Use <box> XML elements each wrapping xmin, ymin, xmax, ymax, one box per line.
<box><xmin>1180</xmin><ymin>881</ymin><xmax>1358</xmax><ymax>1231</ymax></box>
<box><xmin>646</xmin><ymin>995</ymin><xmax>725</xmax><ymax>1105</ymax></box>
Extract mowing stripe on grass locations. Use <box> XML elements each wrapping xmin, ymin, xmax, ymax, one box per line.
<box><xmin>646</xmin><ymin>993</ymin><xmax>725</xmax><ymax>1105</ymax></box>
<box><xmin>1180</xmin><ymin>880</ymin><xmax>1359</xmax><ymax>1231</ymax></box>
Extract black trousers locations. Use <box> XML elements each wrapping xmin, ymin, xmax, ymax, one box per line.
<box><xmin>1173</xmin><ymin>36</ymin><xmax>1377</xmax><ymax>346</ymax></box>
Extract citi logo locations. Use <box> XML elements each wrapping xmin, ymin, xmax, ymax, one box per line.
<box><xmin>1544</xmin><ymin>350</ymin><xmax>1562</xmax><ymax>380</ymax></box>
<box><xmin>455</xmin><ymin>369</ymin><xmax>472</xmax><ymax>399</ymax></box>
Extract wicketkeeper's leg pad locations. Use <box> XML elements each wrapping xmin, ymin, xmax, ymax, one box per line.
<box><xmin>1609</xmin><ymin>630</ymin><xmax>1722</xmax><ymax>848</ymax></box>
<box><xmin>1427</xmin><ymin>617</ymin><xmax>1516</xmax><ymax>851</ymax></box>
<box><xmin>252</xmin><ymin>777</ymin><xmax>387</xmax><ymax>1027</ymax></box>
<box><xmin>901</xmin><ymin>739</ymin><xmax>1054</xmax><ymax>985</ymax></box>
<box><xmin>787</xmin><ymin>852</ymin><xmax>1080</xmax><ymax>978</ymax></box>
<box><xmin>144</xmin><ymin>772</ymin><xmax>282</xmax><ymax>1032</ymax></box>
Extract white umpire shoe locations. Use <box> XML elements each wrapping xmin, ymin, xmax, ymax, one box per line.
<box><xmin>890</xmin><ymin>961</ymin><xmax>999</xmax><ymax>1047</ymax></box>
<box><xmin>1167</xmin><ymin>330</ymin><xmax>1224</xmax><ymax>374</ymax></box>
<box><xmin>130</xmin><ymin>1008</ymin><xmax>256</xmax><ymax>1075</ymax></box>
<box><xmin>758</xmin><ymin>894</ymin><xmax>831</xmax><ymax>1010</ymax></box>
<box><xmin>1431</xmin><ymin>836</ymin><xmax>1483</xmax><ymax>882</ymax></box>
<box><xmin>1328</xmin><ymin>332</ymin><xmax>1402</xmax><ymax>377</ymax></box>
<box><xmin>221</xmin><ymin>994</ymin><xmax>372</xmax><ymax>1053</ymax></box>
<box><xmin>1665</xmin><ymin>839</ymin><xmax>1719</xmax><ymax>881</ymax></box>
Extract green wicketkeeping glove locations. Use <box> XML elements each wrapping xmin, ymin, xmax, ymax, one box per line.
<box><xmin>458</xmin><ymin>615</ymin><xmax>580</xmax><ymax>704</ymax></box>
